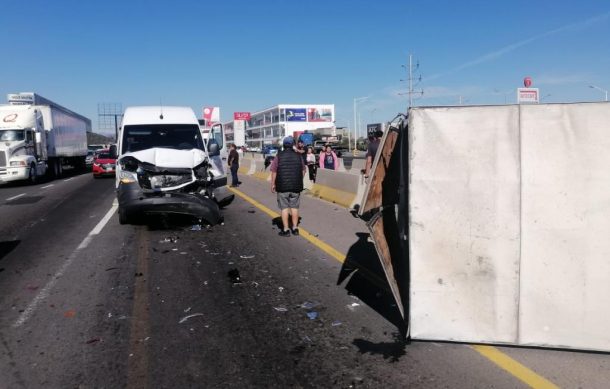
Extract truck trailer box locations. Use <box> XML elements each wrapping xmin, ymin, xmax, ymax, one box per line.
<box><xmin>361</xmin><ymin>102</ymin><xmax>610</xmax><ymax>352</ymax></box>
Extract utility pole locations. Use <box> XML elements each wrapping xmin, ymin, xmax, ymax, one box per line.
<box><xmin>400</xmin><ymin>54</ymin><xmax>424</xmax><ymax>110</ymax></box>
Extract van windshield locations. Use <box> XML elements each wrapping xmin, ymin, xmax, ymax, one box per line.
<box><xmin>121</xmin><ymin>124</ymin><xmax>205</xmax><ymax>153</ymax></box>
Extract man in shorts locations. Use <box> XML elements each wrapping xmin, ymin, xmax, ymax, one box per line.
<box><xmin>270</xmin><ymin>136</ymin><xmax>306</xmax><ymax>236</ymax></box>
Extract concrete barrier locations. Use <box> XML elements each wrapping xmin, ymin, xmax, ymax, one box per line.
<box><xmin>238</xmin><ymin>158</ymin><xmax>252</xmax><ymax>175</ymax></box>
<box><xmin>349</xmin><ymin>158</ymin><xmax>366</xmax><ymax>174</ymax></box>
<box><xmin>251</xmin><ymin>159</ymin><xmax>271</xmax><ymax>181</ymax></box>
<box><xmin>310</xmin><ymin>169</ymin><xmax>359</xmax><ymax>209</ymax></box>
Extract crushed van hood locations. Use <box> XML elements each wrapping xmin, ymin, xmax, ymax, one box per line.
<box><xmin>123</xmin><ymin>148</ymin><xmax>206</xmax><ymax>168</ymax></box>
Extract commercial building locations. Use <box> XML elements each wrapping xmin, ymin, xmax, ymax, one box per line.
<box><xmin>224</xmin><ymin>104</ymin><xmax>335</xmax><ymax>148</ymax></box>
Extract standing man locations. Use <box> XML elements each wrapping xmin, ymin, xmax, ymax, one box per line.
<box><xmin>270</xmin><ymin>136</ymin><xmax>306</xmax><ymax>236</ymax></box>
<box><xmin>363</xmin><ymin>126</ymin><xmax>383</xmax><ymax>179</ymax></box>
<box><xmin>228</xmin><ymin>143</ymin><xmax>240</xmax><ymax>187</ymax></box>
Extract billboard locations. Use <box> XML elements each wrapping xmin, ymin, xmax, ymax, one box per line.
<box><xmin>203</xmin><ymin>106</ymin><xmax>220</xmax><ymax>124</ymax></box>
<box><xmin>234</xmin><ymin>112</ymin><xmax>251</xmax><ymax>121</ymax></box>
<box><xmin>307</xmin><ymin>107</ymin><xmax>333</xmax><ymax>122</ymax></box>
<box><xmin>286</xmin><ymin>108</ymin><xmax>306</xmax><ymax>122</ymax></box>
<box><xmin>517</xmin><ymin>88</ymin><xmax>539</xmax><ymax>104</ymax></box>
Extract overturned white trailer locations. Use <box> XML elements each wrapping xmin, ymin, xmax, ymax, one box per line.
<box><xmin>361</xmin><ymin>102</ymin><xmax>610</xmax><ymax>352</ymax></box>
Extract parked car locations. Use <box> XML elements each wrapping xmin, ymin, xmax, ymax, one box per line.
<box><xmin>92</xmin><ymin>149</ymin><xmax>116</xmax><ymax>178</ymax></box>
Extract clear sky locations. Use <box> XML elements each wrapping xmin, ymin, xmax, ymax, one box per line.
<box><xmin>1</xmin><ymin>0</ymin><xmax>609</xmax><ymax>136</ymax></box>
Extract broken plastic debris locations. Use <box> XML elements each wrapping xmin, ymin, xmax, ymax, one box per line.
<box><xmin>107</xmin><ymin>312</ymin><xmax>113</xmax><ymax>318</ymax></box>
<box><xmin>331</xmin><ymin>320</ymin><xmax>342</xmax><ymax>327</ymax></box>
<box><xmin>172</xmin><ymin>248</ymin><xmax>178</xmax><ymax>251</ymax></box>
<box><xmin>347</xmin><ymin>303</ymin><xmax>361</xmax><ymax>311</ymax></box>
<box><xmin>179</xmin><ymin>313</ymin><xmax>204</xmax><ymax>324</ymax></box>
<box><xmin>190</xmin><ymin>224</ymin><xmax>202</xmax><ymax>231</ymax></box>
<box><xmin>306</xmin><ymin>311</ymin><xmax>319</xmax><ymax>320</ymax></box>
<box><xmin>160</xmin><ymin>236</ymin><xmax>179</xmax><ymax>243</ymax></box>
<box><xmin>274</xmin><ymin>307</ymin><xmax>288</xmax><ymax>312</ymax></box>
<box><xmin>278</xmin><ymin>286</ymin><xmax>284</xmax><ymax>292</ymax></box>
<box><xmin>300</xmin><ymin>301</ymin><xmax>319</xmax><ymax>310</ymax></box>
<box><xmin>228</xmin><ymin>268</ymin><xmax>241</xmax><ymax>284</ymax></box>
<box><xmin>240</xmin><ymin>255</ymin><xmax>255</xmax><ymax>259</ymax></box>
<box><xmin>184</xmin><ymin>307</ymin><xmax>192</xmax><ymax>313</ymax></box>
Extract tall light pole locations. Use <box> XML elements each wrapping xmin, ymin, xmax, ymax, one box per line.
<box><xmin>353</xmin><ymin>96</ymin><xmax>368</xmax><ymax>150</ymax></box>
<box><xmin>589</xmin><ymin>85</ymin><xmax>608</xmax><ymax>101</ymax></box>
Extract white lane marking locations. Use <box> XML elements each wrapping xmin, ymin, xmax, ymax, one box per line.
<box><xmin>63</xmin><ymin>177</ymin><xmax>74</xmax><ymax>182</ymax></box>
<box><xmin>6</xmin><ymin>193</ymin><xmax>26</xmax><ymax>201</ymax></box>
<box><xmin>12</xmin><ymin>204</ymin><xmax>118</xmax><ymax>328</ymax></box>
<box><xmin>41</xmin><ymin>184</ymin><xmax>55</xmax><ymax>189</ymax></box>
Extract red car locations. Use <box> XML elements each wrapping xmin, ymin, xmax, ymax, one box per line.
<box><xmin>92</xmin><ymin>149</ymin><xmax>116</xmax><ymax>178</ymax></box>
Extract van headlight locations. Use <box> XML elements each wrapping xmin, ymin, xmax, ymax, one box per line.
<box><xmin>118</xmin><ymin>170</ymin><xmax>138</xmax><ymax>184</ymax></box>
<box><xmin>10</xmin><ymin>161</ymin><xmax>26</xmax><ymax>167</ymax></box>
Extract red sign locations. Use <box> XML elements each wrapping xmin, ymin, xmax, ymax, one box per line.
<box><xmin>234</xmin><ymin>112</ymin><xmax>251</xmax><ymax>121</ymax></box>
<box><xmin>524</xmin><ymin>76</ymin><xmax>532</xmax><ymax>88</ymax></box>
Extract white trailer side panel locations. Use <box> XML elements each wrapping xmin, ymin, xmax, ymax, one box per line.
<box><xmin>519</xmin><ymin>103</ymin><xmax>610</xmax><ymax>350</ymax></box>
<box><xmin>39</xmin><ymin>106</ymin><xmax>88</xmax><ymax>158</ymax></box>
<box><xmin>409</xmin><ymin>106</ymin><xmax>521</xmax><ymax>343</ymax></box>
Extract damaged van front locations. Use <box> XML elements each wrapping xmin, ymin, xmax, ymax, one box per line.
<box><xmin>115</xmin><ymin>106</ymin><xmax>233</xmax><ymax>225</ymax></box>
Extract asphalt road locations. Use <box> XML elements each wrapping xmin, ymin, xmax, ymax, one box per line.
<box><xmin>0</xmin><ymin>172</ymin><xmax>608</xmax><ymax>388</ymax></box>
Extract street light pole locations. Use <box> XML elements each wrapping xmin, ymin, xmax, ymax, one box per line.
<box><xmin>589</xmin><ymin>85</ymin><xmax>608</xmax><ymax>101</ymax></box>
<box><xmin>353</xmin><ymin>96</ymin><xmax>367</xmax><ymax>150</ymax></box>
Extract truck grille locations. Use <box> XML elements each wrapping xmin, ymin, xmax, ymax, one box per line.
<box><xmin>0</xmin><ymin>151</ymin><xmax>6</xmax><ymax>167</ymax></box>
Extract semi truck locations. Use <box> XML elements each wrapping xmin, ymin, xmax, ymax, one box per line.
<box><xmin>0</xmin><ymin>92</ymin><xmax>90</xmax><ymax>183</ymax></box>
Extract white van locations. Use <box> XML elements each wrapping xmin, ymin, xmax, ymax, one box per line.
<box><xmin>114</xmin><ymin>106</ymin><xmax>233</xmax><ymax>225</ymax></box>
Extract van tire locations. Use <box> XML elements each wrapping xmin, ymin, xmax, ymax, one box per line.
<box><xmin>118</xmin><ymin>207</ymin><xmax>130</xmax><ymax>225</ymax></box>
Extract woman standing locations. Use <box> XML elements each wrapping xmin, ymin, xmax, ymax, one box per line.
<box><xmin>318</xmin><ymin>145</ymin><xmax>339</xmax><ymax>170</ymax></box>
<box><xmin>228</xmin><ymin>143</ymin><xmax>240</xmax><ymax>187</ymax></box>
<box><xmin>306</xmin><ymin>146</ymin><xmax>317</xmax><ymax>182</ymax></box>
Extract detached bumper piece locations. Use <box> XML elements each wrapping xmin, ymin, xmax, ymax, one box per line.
<box><xmin>118</xmin><ymin>182</ymin><xmax>222</xmax><ymax>226</ymax></box>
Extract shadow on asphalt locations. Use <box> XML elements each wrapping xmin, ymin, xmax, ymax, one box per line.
<box><xmin>0</xmin><ymin>167</ymin><xmax>91</xmax><ymax>188</ymax></box>
<box><xmin>0</xmin><ymin>240</ymin><xmax>20</xmax><ymax>272</ymax></box>
<box><xmin>352</xmin><ymin>333</ymin><xmax>407</xmax><ymax>363</ymax></box>
<box><xmin>338</xmin><ymin>232</ymin><xmax>408</xmax><ymax>340</ymax></box>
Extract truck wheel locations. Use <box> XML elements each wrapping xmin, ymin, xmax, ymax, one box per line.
<box><xmin>28</xmin><ymin>164</ymin><xmax>37</xmax><ymax>184</ymax></box>
<box><xmin>118</xmin><ymin>207</ymin><xmax>130</xmax><ymax>225</ymax></box>
<box><xmin>54</xmin><ymin>160</ymin><xmax>63</xmax><ymax>178</ymax></box>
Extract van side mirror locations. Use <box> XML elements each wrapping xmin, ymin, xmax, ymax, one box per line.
<box><xmin>208</xmin><ymin>139</ymin><xmax>220</xmax><ymax>156</ymax></box>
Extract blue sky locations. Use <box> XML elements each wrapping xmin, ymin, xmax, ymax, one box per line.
<box><xmin>1</xmin><ymin>0</ymin><xmax>609</xmax><ymax>136</ymax></box>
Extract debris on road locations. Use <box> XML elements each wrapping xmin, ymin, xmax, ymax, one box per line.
<box><xmin>300</xmin><ymin>301</ymin><xmax>319</xmax><ymax>310</ymax></box>
<box><xmin>105</xmin><ymin>267</ymin><xmax>119</xmax><ymax>271</ymax></box>
<box><xmin>228</xmin><ymin>268</ymin><xmax>242</xmax><ymax>284</ymax></box>
<box><xmin>248</xmin><ymin>210</ymin><xmax>256</xmax><ymax>214</ymax></box>
<box><xmin>64</xmin><ymin>310</ymin><xmax>76</xmax><ymax>318</ymax></box>
<box><xmin>86</xmin><ymin>337</ymin><xmax>101</xmax><ymax>344</ymax></box>
<box><xmin>135</xmin><ymin>272</ymin><xmax>144</xmax><ymax>277</ymax></box>
<box><xmin>239</xmin><ymin>255</ymin><xmax>255</xmax><ymax>259</ymax></box>
<box><xmin>274</xmin><ymin>307</ymin><xmax>288</xmax><ymax>312</ymax></box>
<box><xmin>184</xmin><ymin>307</ymin><xmax>192</xmax><ymax>313</ymax></box>
<box><xmin>347</xmin><ymin>303</ymin><xmax>361</xmax><ymax>311</ymax></box>
<box><xmin>306</xmin><ymin>311</ymin><xmax>319</xmax><ymax>320</ymax></box>
<box><xmin>278</xmin><ymin>286</ymin><xmax>284</xmax><ymax>292</ymax></box>
<box><xmin>190</xmin><ymin>224</ymin><xmax>202</xmax><ymax>231</ymax></box>
<box><xmin>331</xmin><ymin>320</ymin><xmax>343</xmax><ymax>327</ymax></box>
<box><xmin>160</xmin><ymin>236</ymin><xmax>179</xmax><ymax>243</ymax></box>
<box><xmin>178</xmin><ymin>313</ymin><xmax>204</xmax><ymax>324</ymax></box>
